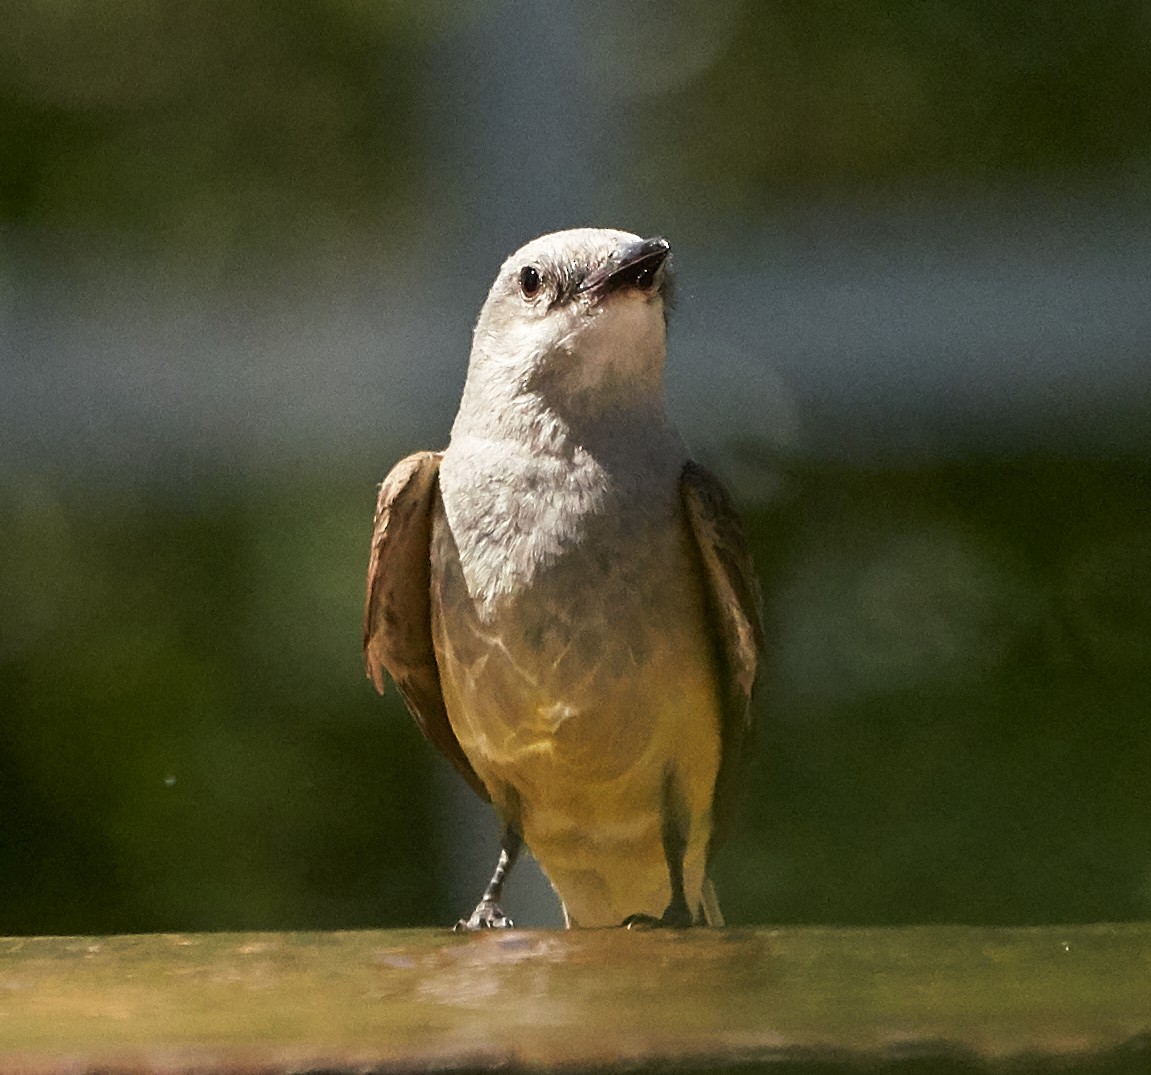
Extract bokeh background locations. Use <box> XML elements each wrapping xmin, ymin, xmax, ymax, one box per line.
<box><xmin>1</xmin><ymin>1</ymin><xmax>1149</xmax><ymax>935</ymax></box>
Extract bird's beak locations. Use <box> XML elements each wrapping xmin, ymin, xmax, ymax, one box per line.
<box><xmin>577</xmin><ymin>236</ymin><xmax>671</xmax><ymax>300</ymax></box>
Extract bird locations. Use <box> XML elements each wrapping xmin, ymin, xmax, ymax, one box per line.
<box><xmin>363</xmin><ymin>228</ymin><xmax>764</xmax><ymax>929</ymax></box>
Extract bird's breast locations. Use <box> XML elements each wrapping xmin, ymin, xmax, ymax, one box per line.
<box><xmin>430</xmin><ymin>460</ymin><xmax>720</xmax><ymax>787</ymax></box>
<box><xmin>437</xmin><ymin>438</ymin><xmax>681</xmax><ymax>613</ymax></box>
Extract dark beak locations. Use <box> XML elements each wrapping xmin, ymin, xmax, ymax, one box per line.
<box><xmin>578</xmin><ymin>236</ymin><xmax>671</xmax><ymax>299</ymax></box>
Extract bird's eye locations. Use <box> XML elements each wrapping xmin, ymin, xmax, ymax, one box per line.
<box><xmin>519</xmin><ymin>265</ymin><xmax>542</xmax><ymax>298</ymax></box>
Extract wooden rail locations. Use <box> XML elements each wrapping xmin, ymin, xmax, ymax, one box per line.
<box><xmin>0</xmin><ymin>925</ymin><xmax>1147</xmax><ymax>1072</ymax></box>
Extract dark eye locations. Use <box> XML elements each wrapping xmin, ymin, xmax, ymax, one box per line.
<box><xmin>519</xmin><ymin>265</ymin><xmax>542</xmax><ymax>298</ymax></box>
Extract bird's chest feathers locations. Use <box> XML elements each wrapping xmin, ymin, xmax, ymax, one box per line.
<box><xmin>437</xmin><ymin>437</ymin><xmax>678</xmax><ymax>616</ymax></box>
<box><xmin>431</xmin><ymin>431</ymin><xmax>719</xmax><ymax>811</ymax></box>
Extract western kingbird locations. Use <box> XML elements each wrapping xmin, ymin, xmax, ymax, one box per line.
<box><xmin>364</xmin><ymin>228</ymin><xmax>763</xmax><ymax>929</ymax></box>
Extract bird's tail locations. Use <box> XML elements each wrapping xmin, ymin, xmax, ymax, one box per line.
<box><xmin>699</xmin><ymin>877</ymin><xmax>725</xmax><ymax>926</ymax></box>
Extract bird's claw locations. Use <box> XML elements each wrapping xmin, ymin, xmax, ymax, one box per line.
<box><xmin>454</xmin><ymin>899</ymin><xmax>514</xmax><ymax>932</ymax></box>
<box><xmin>622</xmin><ymin>904</ymin><xmax>694</xmax><ymax>930</ymax></box>
<box><xmin>622</xmin><ymin>913</ymin><xmax>664</xmax><ymax>930</ymax></box>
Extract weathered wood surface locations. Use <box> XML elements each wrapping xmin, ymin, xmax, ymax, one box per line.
<box><xmin>0</xmin><ymin>925</ymin><xmax>1147</xmax><ymax>1073</ymax></box>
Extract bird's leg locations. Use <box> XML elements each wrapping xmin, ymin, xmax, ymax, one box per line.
<box><xmin>623</xmin><ymin>772</ymin><xmax>696</xmax><ymax>930</ymax></box>
<box><xmin>454</xmin><ymin>827</ymin><xmax>522</xmax><ymax>932</ymax></box>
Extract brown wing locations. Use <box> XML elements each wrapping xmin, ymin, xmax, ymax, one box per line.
<box><xmin>363</xmin><ymin>451</ymin><xmax>490</xmax><ymax>801</ymax></box>
<box><xmin>680</xmin><ymin>460</ymin><xmax>766</xmax><ymax>853</ymax></box>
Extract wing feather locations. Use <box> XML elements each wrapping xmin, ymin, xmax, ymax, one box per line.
<box><xmin>363</xmin><ymin>451</ymin><xmax>489</xmax><ymax>801</ymax></box>
<box><xmin>680</xmin><ymin>460</ymin><xmax>766</xmax><ymax>854</ymax></box>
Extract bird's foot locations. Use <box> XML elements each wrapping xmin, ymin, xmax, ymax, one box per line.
<box><xmin>621</xmin><ymin>903</ymin><xmax>694</xmax><ymax>930</ymax></box>
<box><xmin>454</xmin><ymin>899</ymin><xmax>514</xmax><ymax>932</ymax></box>
<box><xmin>621</xmin><ymin>913</ymin><xmax>664</xmax><ymax>930</ymax></box>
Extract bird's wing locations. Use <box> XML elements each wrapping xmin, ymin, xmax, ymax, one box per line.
<box><xmin>680</xmin><ymin>460</ymin><xmax>766</xmax><ymax>849</ymax></box>
<box><xmin>363</xmin><ymin>451</ymin><xmax>490</xmax><ymax>801</ymax></box>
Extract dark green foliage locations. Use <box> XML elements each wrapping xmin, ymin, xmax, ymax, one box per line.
<box><xmin>647</xmin><ymin>2</ymin><xmax>1151</xmax><ymax>200</ymax></box>
<box><xmin>718</xmin><ymin>457</ymin><xmax>1151</xmax><ymax>927</ymax></box>
<box><xmin>0</xmin><ymin>476</ymin><xmax>439</xmax><ymax>933</ymax></box>
<box><xmin>2</xmin><ymin>2</ymin><xmax>1148</xmax><ymax>251</ymax></box>
<box><xmin>0</xmin><ymin>1</ymin><xmax>440</xmax><ymax>252</ymax></box>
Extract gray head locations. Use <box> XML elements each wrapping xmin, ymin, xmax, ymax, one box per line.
<box><xmin>457</xmin><ymin>228</ymin><xmax>675</xmax><ymax>433</ymax></box>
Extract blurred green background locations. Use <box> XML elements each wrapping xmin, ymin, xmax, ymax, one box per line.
<box><xmin>1</xmin><ymin>1</ymin><xmax>1149</xmax><ymax>935</ymax></box>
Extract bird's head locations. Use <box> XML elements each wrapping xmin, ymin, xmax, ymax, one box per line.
<box><xmin>463</xmin><ymin>228</ymin><xmax>674</xmax><ymax>427</ymax></box>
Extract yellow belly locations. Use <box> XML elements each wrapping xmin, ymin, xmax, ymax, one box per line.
<box><xmin>430</xmin><ymin>501</ymin><xmax>723</xmax><ymax>927</ymax></box>
<box><xmin>445</xmin><ymin>642</ymin><xmax>720</xmax><ymax>926</ymax></box>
